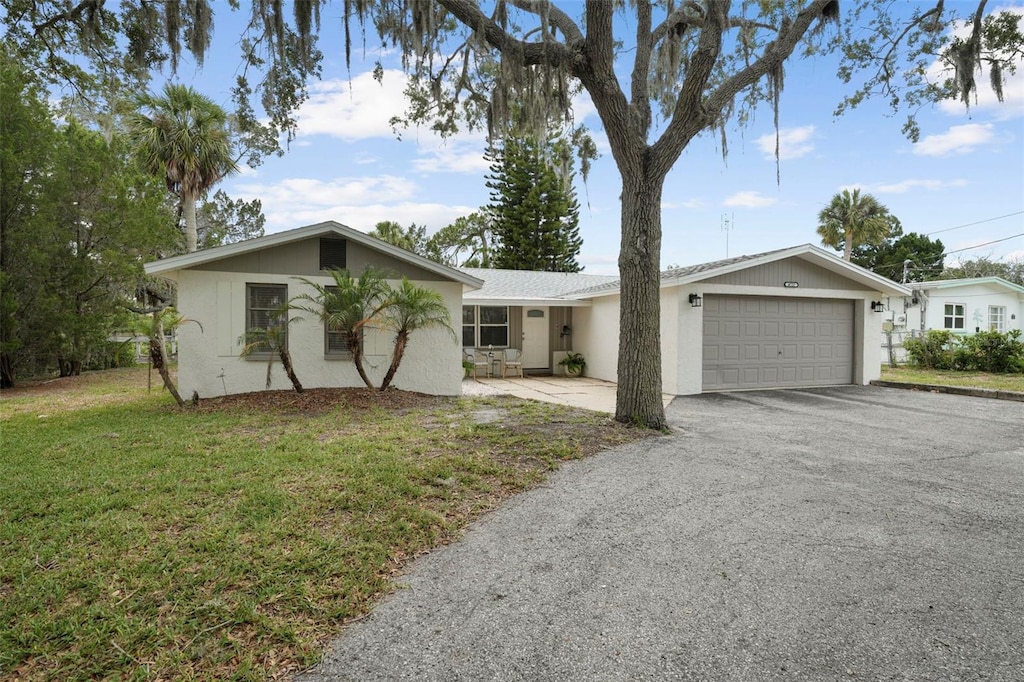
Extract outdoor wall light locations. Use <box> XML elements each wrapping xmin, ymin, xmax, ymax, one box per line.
<box><xmin>871</xmin><ymin>301</ymin><xmax>885</xmax><ymax>312</ymax></box>
<box><xmin>560</xmin><ymin>324</ymin><xmax>572</xmax><ymax>337</ymax></box>
<box><xmin>688</xmin><ymin>293</ymin><xmax>703</xmax><ymax>308</ymax></box>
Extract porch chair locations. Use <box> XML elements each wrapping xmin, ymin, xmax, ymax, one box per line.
<box><xmin>465</xmin><ymin>349</ymin><xmax>490</xmax><ymax>378</ymax></box>
<box><xmin>503</xmin><ymin>348</ymin><xmax>524</xmax><ymax>378</ymax></box>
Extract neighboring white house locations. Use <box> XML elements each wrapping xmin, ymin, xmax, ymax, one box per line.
<box><xmin>147</xmin><ymin>229</ymin><xmax>910</xmax><ymax>398</ymax></box>
<box><xmin>144</xmin><ymin>221</ymin><xmax>483</xmax><ymax>399</ymax></box>
<box><xmin>880</xmin><ymin>277</ymin><xmax>1024</xmax><ymax>362</ymax></box>
<box><xmin>465</xmin><ymin>244</ymin><xmax>910</xmax><ymax>395</ymax></box>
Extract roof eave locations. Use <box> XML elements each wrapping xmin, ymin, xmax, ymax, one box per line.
<box><xmin>144</xmin><ymin>220</ymin><xmax>483</xmax><ymax>290</ymax></box>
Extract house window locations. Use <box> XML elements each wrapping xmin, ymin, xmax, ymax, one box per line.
<box><xmin>320</xmin><ymin>238</ymin><xmax>347</xmax><ymax>270</ymax></box>
<box><xmin>246</xmin><ymin>284</ymin><xmax>287</xmax><ymax>352</ymax></box>
<box><xmin>989</xmin><ymin>306</ymin><xmax>1006</xmax><ymax>332</ymax></box>
<box><xmin>461</xmin><ymin>305</ymin><xmax>509</xmax><ymax>347</ymax></box>
<box><xmin>324</xmin><ymin>285</ymin><xmax>353</xmax><ymax>357</ymax></box>
<box><xmin>943</xmin><ymin>303</ymin><xmax>965</xmax><ymax>330</ymax></box>
<box><xmin>462</xmin><ymin>306</ymin><xmax>476</xmax><ymax>347</ymax></box>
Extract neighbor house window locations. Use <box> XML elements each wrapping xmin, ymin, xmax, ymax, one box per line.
<box><xmin>943</xmin><ymin>303</ymin><xmax>965</xmax><ymax>330</ymax></box>
<box><xmin>989</xmin><ymin>306</ymin><xmax>1006</xmax><ymax>332</ymax></box>
<box><xmin>461</xmin><ymin>305</ymin><xmax>509</xmax><ymax>347</ymax></box>
<box><xmin>246</xmin><ymin>284</ymin><xmax>287</xmax><ymax>352</ymax></box>
<box><xmin>320</xmin><ymin>238</ymin><xmax>347</xmax><ymax>270</ymax></box>
<box><xmin>324</xmin><ymin>285</ymin><xmax>353</xmax><ymax>358</ymax></box>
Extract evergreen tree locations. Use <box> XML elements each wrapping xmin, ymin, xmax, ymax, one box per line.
<box><xmin>850</xmin><ymin>227</ymin><xmax>946</xmax><ymax>283</ymax></box>
<box><xmin>369</xmin><ymin>220</ymin><xmax>427</xmax><ymax>256</ymax></box>
<box><xmin>487</xmin><ymin>137</ymin><xmax>582</xmax><ymax>273</ymax></box>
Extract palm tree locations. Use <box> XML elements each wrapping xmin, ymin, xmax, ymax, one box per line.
<box><xmin>378</xmin><ymin>277</ymin><xmax>456</xmax><ymax>391</ymax></box>
<box><xmin>816</xmin><ymin>189</ymin><xmax>896</xmax><ymax>262</ymax></box>
<box><xmin>295</xmin><ymin>267</ymin><xmax>390</xmax><ymax>388</ymax></box>
<box><xmin>238</xmin><ymin>302</ymin><xmax>304</xmax><ymax>393</ymax></box>
<box><xmin>128</xmin><ymin>84</ymin><xmax>238</xmax><ymax>253</ymax></box>
<box><xmin>133</xmin><ymin>307</ymin><xmax>200</xmax><ymax>407</ymax></box>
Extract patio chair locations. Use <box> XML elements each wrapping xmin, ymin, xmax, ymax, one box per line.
<box><xmin>503</xmin><ymin>348</ymin><xmax>524</xmax><ymax>378</ymax></box>
<box><xmin>465</xmin><ymin>349</ymin><xmax>490</xmax><ymax>378</ymax></box>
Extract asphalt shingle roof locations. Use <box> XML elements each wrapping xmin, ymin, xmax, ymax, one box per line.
<box><xmin>459</xmin><ymin>268</ymin><xmax>619</xmax><ymax>301</ymax></box>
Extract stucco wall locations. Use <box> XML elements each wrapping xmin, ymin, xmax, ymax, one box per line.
<box><xmin>572</xmin><ymin>295</ymin><xmax>620</xmax><ymax>384</ymax></box>
<box><xmin>920</xmin><ymin>284</ymin><xmax>1023</xmax><ymax>333</ymax></box>
<box><xmin>175</xmin><ymin>270</ymin><xmax>464</xmax><ymax>398</ymax></box>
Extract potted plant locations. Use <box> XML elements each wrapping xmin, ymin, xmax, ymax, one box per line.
<box><xmin>462</xmin><ymin>358</ymin><xmax>475</xmax><ymax>377</ymax></box>
<box><xmin>558</xmin><ymin>351</ymin><xmax>586</xmax><ymax>377</ymax></box>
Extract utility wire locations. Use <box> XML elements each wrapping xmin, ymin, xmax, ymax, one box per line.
<box><xmin>941</xmin><ymin>232</ymin><xmax>1024</xmax><ymax>256</ymax></box>
<box><xmin>925</xmin><ymin>210</ymin><xmax>1023</xmax><ymax>236</ymax></box>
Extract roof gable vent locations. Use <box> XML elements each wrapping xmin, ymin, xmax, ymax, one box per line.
<box><xmin>320</xmin><ymin>238</ymin><xmax>347</xmax><ymax>271</ymax></box>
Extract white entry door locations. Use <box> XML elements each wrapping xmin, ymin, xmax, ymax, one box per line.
<box><xmin>522</xmin><ymin>307</ymin><xmax>550</xmax><ymax>370</ymax></box>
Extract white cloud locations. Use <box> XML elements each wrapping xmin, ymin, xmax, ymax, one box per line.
<box><xmin>756</xmin><ymin>125</ymin><xmax>816</xmax><ymax>160</ymax></box>
<box><xmin>870</xmin><ymin>178</ymin><xmax>969</xmax><ymax>193</ymax></box>
<box><xmin>229</xmin><ymin>175</ymin><xmax>476</xmax><ymax>234</ymax></box>
<box><xmin>723</xmin><ymin>191</ymin><xmax>777</xmax><ymax>208</ymax></box>
<box><xmin>294</xmin><ymin>71</ymin><xmax>410</xmax><ymax>141</ymax></box>
<box><xmin>662</xmin><ymin>199</ymin><xmax>704</xmax><ymax>210</ymax></box>
<box><xmin>914</xmin><ymin>123</ymin><xmax>995</xmax><ymax>156</ymax></box>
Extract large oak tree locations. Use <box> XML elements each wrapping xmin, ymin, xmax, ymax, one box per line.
<box><xmin>10</xmin><ymin>0</ymin><xmax>1020</xmax><ymax>427</ymax></box>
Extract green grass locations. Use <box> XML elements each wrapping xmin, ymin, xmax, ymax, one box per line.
<box><xmin>880</xmin><ymin>366</ymin><xmax>1024</xmax><ymax>393</ymax></box>
<box><xmin>0</xmin><ymin>368</ymin><xmax>651</xmax><ymax>680</ymax></box>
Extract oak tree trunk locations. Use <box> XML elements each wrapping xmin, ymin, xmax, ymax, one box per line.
<box><xmin>615</xmin><ymin>168</ymin><xmax>666</xmax><ymax>430</ymax></box>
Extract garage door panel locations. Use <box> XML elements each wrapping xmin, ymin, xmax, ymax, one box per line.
<box><xmin>703</xmin><ymin>295</ymin><xmax>854</xmax><ymax>391</ymax></box>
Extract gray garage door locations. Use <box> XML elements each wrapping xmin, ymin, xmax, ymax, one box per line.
<box><xmin>702</xmin><ymin>295</ymin><xmax>853</xmax><ymax>391</ymax></box>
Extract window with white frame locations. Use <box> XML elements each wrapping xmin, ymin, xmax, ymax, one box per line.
<box><xmin>989</xmin><ymin>306</ymin><xmax>1006</xmax><ymax>332</ymax></box>
<box><xmin>461</xmin><ymin>305</ymin><xmax>509</xmax><ymax>347</ymax></box>
<box><xmin>246</xmin><ymin>284</ymin><xmax>287</xmax><ymax>353</ymax></box>
<box><xmin>943</xmin><ymin>303</ymin><xmax>965</xmax><ymax>330</ymax></box>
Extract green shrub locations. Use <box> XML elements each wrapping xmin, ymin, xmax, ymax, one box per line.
<box><xmin>904</xmin><ymin>329</ymin><xmax>1024</xmax><ymax>373</ymax></box>
<box><xmin>954</xmin><ymin>330</ymin><xmax>1024</xmax><ymax>373</ymax></box>
<box><xmin>903</xmin><ymin>330</ymin><xmax>956</xmax><ymax>370</ymax></box>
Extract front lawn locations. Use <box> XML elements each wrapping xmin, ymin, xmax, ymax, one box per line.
<box><xmin>880</xmin><ymin>366</ymin><xmax>1024</xmax><ymax>393</ymax></box>
<box><xmin>0</xmin><ymin>368</ymin><xmax>652</xmax><ymax>680</ymax></box>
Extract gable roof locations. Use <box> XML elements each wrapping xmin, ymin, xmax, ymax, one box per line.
<box><xmin>144</xmin><ymin>220</ymin><xmax>484</xmax><ymax>289</ymax></box>
<box><xmin>460</xmin><ymin>268</ymin><xmax>618</xmax><ymax>306</ymax></box>
<box><xmin>567</xmin><ymin>244</ymin><xmax>911</xmax><ymax>298</ymax></box>
<box><xmin>911</xmin><ymin>276</ymin><xmax>1024</xmax><ymax>295</ymax></box>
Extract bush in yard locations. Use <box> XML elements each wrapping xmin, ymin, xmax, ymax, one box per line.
<box><xmin>903</xmin><ymin>330</ymin><xmax>957</xmax><ymax>370</ymax></box>
<box><xmin>953</xmin><ymin>330</ymin><xmax>1024</xmax><ymax>373</ymax></box>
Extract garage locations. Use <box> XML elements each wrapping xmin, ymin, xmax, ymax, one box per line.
<box><xmin>702</xmin><ymin>295</ymin><xmax>854</xmax><ymax>391</ymax></box>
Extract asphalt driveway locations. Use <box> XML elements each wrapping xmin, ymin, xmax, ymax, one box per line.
<box><xmin>298</xmin><ymin>386</ymin><xmax>1024</xmax><ymax>681</ymax></box>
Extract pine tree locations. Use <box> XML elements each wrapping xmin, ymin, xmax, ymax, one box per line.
<box><xmin>487</xmin><ymin>137</ymin><xmax>582</xmax><ymax>273</ymax></box>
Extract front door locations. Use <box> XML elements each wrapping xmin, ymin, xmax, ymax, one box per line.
<box><xmin>522</xmin><ymin>307</ymin><xmax>550</xmax><ymax>370</ymax></box>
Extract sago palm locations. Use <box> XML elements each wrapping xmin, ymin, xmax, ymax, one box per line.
<box><xmin>378</xmin><ymin>277</ymin><xmax>456</xmax><ymax>391</ymax></box>
<box><xmin>295</xmin><ymin>267</ymin><xmax>390</xmax><ymax>388</ymax></box>
<box><xmin>816</xmin><ymin>189</ymin><xmax>895</xmax><ymax>262</ymax></box>
<box><xmin>128</xmin><ymin>84</ymin><xmax>238</xmax><ymax>253</ymax></box>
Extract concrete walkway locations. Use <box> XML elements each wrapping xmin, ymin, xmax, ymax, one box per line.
<box><xmin>463</xmin><ymin>375</ymin><xmax>674</xmax><ymax>414</ymax></box>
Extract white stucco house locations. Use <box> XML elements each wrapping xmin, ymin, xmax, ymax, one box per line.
<box><xmin>146</xmin><ymin>224</ymin><xmax>910</xmax><ymax>399</ymax></box>
<box><xmin>144</xmin><ymin>221</ymin><xmax>483</xmax><ymax>399</ymax></box>
<box><xmin>465</xmin><ymin>244</ymin><xmax>910</xmax><ymax>394</ymax></box>
<box><xmin>883</xmin><ymin>277</ymin><xmax>1024</xmax><ymax>335</ymax></box>
<box><xmin>878</xmin><ymin>277</ymin><xmax>1024</xmax><ymax>363</ymax></box>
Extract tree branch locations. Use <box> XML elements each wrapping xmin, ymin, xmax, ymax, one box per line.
<box><xmin>630</xmin><ymin>0</ymin><xmax>653</xmax><ymax>136</ymax></box>
<box><xmin>438</xmin><ymin>0</ymin><xmax>574</xmax><ymax>67</ymax></box>
<box><xmin>506</xmin><ymin>0</ymin><xmax>584</xmax><ymax>43</ymax></box>
<box><xmin>32</xmin><ymin>0</ymin><xmax>103</xmax><ymax>35</ymax></box>
<box><xmin>704</xmin><ymin>0</ymin><xmax>836</xmax><ymax>127</ymax></box>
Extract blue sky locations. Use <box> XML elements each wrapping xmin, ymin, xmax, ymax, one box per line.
<box><xmin>176</xmin><ymin>2</ymin><xmax>1023</xmax><ymax>276</ymax></box>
